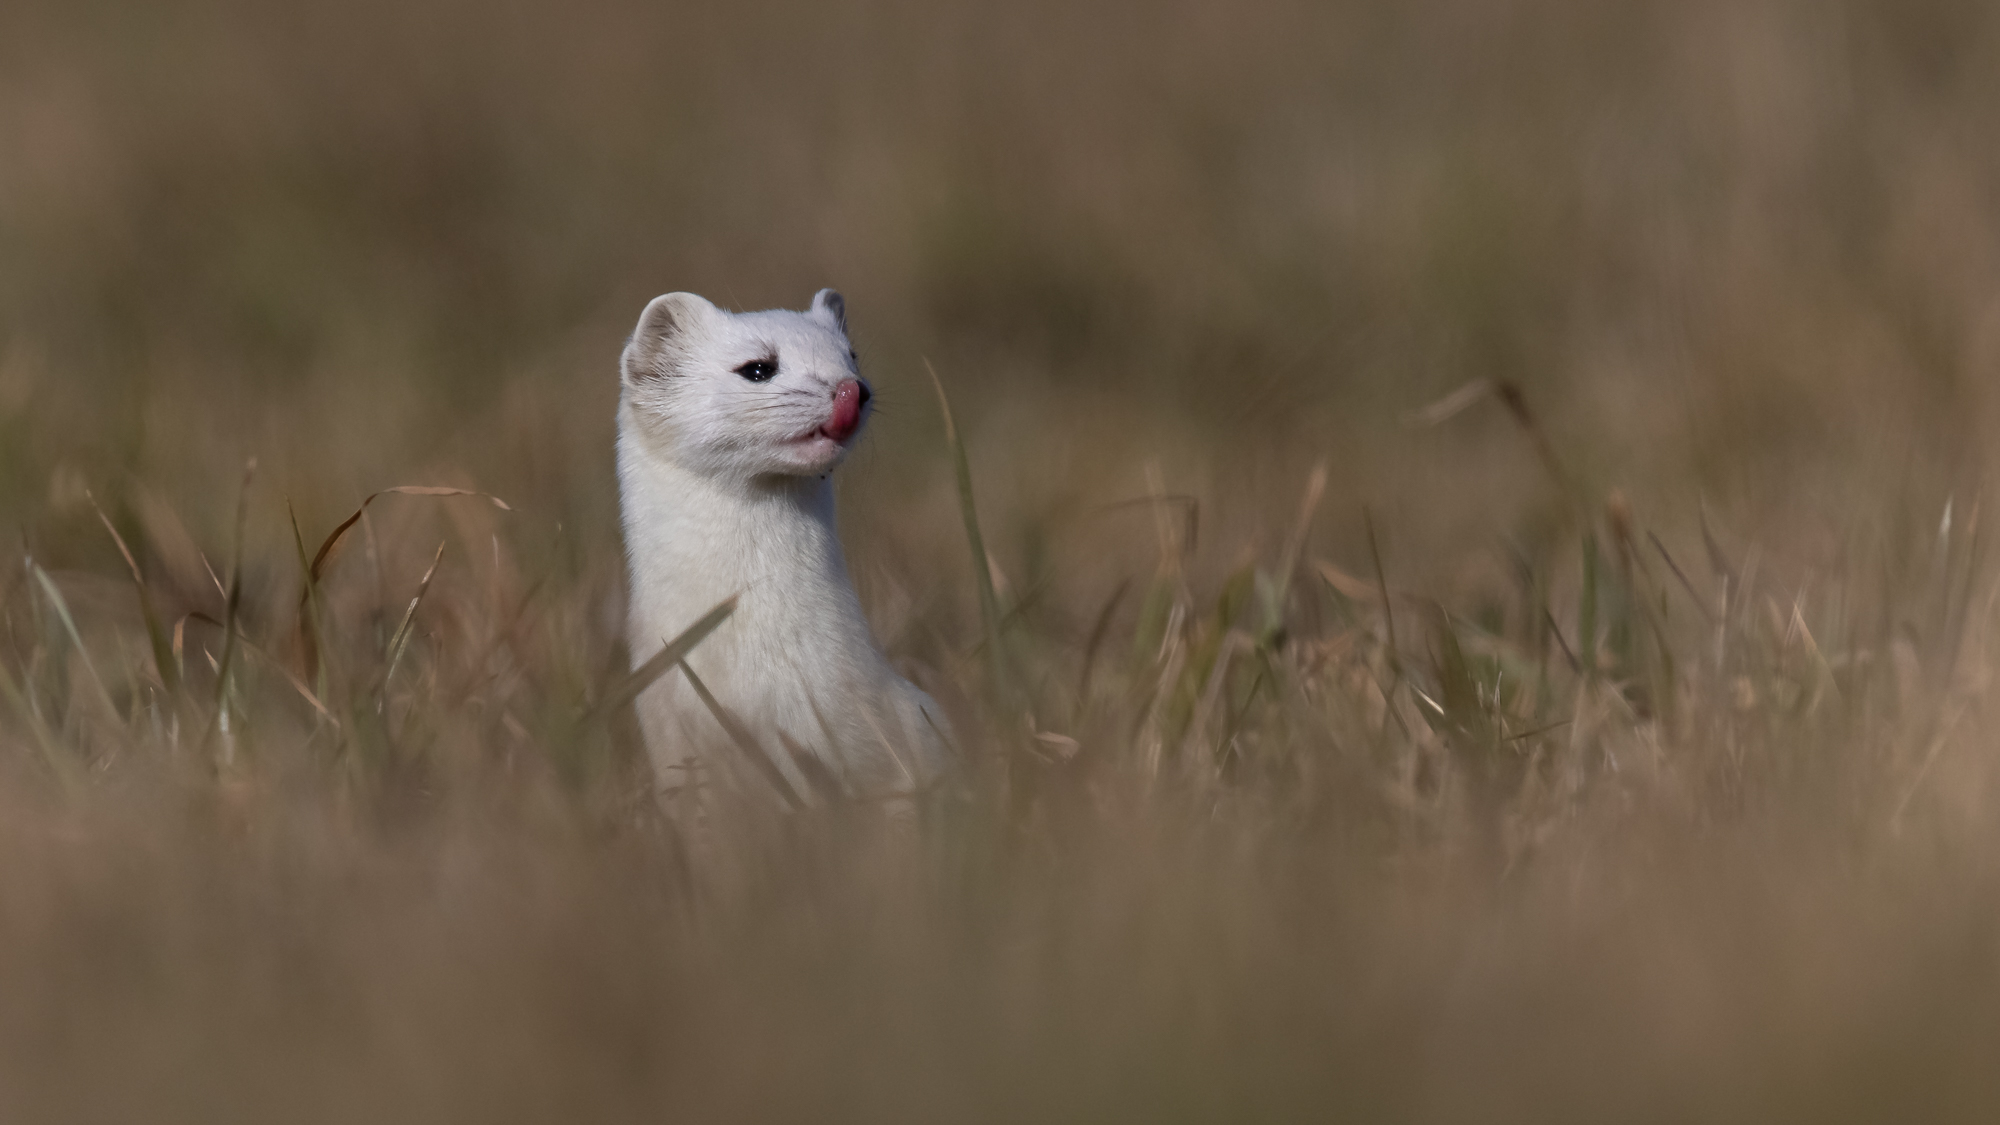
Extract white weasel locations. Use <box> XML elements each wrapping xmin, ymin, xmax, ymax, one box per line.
<box><xmin>617</xmin><ymin>288</ymin><xmax>950</xmax><ymax>803</ymax></box>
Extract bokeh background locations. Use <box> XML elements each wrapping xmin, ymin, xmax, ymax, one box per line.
<box><xmin>6</xmin><ymin>0</ymin><xmax>2000</xmax><ymax>1121</ymax></box>
<box><xmin>11</xmin><ymin>0</ymin><xmax>1999</xmax><ymax>579</ymax></box>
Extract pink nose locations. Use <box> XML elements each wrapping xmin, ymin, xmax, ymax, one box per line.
<box><xmin>822</xmin><ymin>379</ymin><xmax>869</xmax><ymax>444</ymax></box>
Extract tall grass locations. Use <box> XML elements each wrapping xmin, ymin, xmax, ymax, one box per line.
<box><xmin>5</xmin><ymin>0</ymin><xmax>2000</xmax><ymax>1120</ymax></box>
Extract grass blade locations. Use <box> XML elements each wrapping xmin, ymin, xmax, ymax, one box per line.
<box><xmin>598</xmin><ymin>596</ymin><xmax>737</xmax><ymax>719</ymax></box>
<box><xmin>1075</xmin><ymin>576</ymin><xmax>1130</xmax><ymax>718</ymax></box>
<box><xmin>383</xmin><ymin>541</ymin><xmax>446</xmax><ymax>689</ymax></box>
<box><xmin>1649</xmin><ymin>530</ymin><xmax>1716</xmax><ymax>625</ymax></box>
<box><xmin>197</xmin><ymin>459</ymin><xmax>255</xmax><ymax>767</ymax></box>
<box><xmin>673</xmin><ymin>658</ymin><xmax>807</xmax><ymax>811</ymax></box>
<box><xmin>1267</xmin><ymin>461</ymin><xmax>1327</xmax><ymax>644</ymax></box>
<box><xmin>183</xmin><ymin>612</ymin><xmax>336</xmax><ymax>725</ymax></box>
<box><xmin>926</xmin><ymin>359</ymin><xmax>1011</xmax><ymax>712</ymax></box>
<box><xmin>777</xmin><ymin>729</ymin><xmax>852</xmax><ymax>806</ymax></box>
<box><xmin>1365</xmin><ymin>506</ymin><xmax>1401</xmax><ymax>679</ymax></box>
<box><xmin>89</xmin><ymin>491</ymin><xmax>178</xmax><ymax>696</ymax></box>
<box><xmin>290</xmin><ymin>502</ymin><xmax>330</xmax><ymax>695</ymax></box>
<box><xmin>1578</xmin><ymin>531</ymin><xmax>1599</xmax><ymax>678</ymax></box>
<box><xmin>306</xmin><ymin>486</ymin><xmax>511</xmax><ymax>590</ymax></box>
<box><xmin>1427</xmin><ymin>605</ymin><xmax>1486</xmax><ymax>740</ymax></box>
<box><xmin>0</xmin><ymin>656</ymin><xmax>78</xmax><ymax>788</ymax></box>
<box><xmin>29</xmin><ymin>562</ymin><xmax>119</xmax><ymax>723</ymax></box>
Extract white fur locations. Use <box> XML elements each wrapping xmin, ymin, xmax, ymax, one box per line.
<box><xmin>617</xmin><ymin>289</ymin><xmax>951</xmax><ymax>803</ymax></box>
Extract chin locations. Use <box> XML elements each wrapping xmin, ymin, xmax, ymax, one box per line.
<box><xmin>773</xmin><ymin>435</ymin><xmax>850</xmax><ymax>475</ymax></box>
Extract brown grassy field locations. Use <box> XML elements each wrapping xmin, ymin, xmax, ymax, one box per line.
<box><xmin>5</xmin><ymin>0</ymin><xmax>2000</xmax><ymax>1120</ymax></box>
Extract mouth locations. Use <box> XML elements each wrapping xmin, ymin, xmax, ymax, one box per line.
<box><xmin>782</xmin><ymin>417</ymin><xmax>863</xmax><ymax>449</ymax></box>
<box><xmin>778</xmin><ymin>429</ymin><xmax>849</xmax><ymax>472</ymax></box>
<box><xmin>780</xmin><ymin>381</ymin><xmax>870</xmax><ymax>459</ymax></box>
<box><xmin>784</xmin><ymin>427</ymin><xmax>848</xmax><ymax>448</ymax></box>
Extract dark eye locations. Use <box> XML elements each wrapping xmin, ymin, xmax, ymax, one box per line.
<box><xmin>734</xmin><ymin>358</ymin><xmax>778</xmax><ymax>383</ymax></box>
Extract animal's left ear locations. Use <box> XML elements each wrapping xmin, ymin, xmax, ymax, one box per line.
<box><xmin>623</xmin><ymin>292</ymin><xmax>716</xmax><ymax>384</ymax></box>
<box><xmin>809</xmin><ymin>288</ymin><xmax>847</xmax><ymax>334</ymax></box>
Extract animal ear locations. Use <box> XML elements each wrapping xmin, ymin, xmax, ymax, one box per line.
<box><xmin>809</xmin><ymin>288</ymin><xmax>847</xmax><ymax>333</ymax></box>
<box><xmin>622</xmin><ymin>292</ymin><xmax>716</xmax><ymax>382</ymax></box>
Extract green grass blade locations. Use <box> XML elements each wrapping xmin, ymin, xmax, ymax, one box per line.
<box><xmin>1427</xmin><ymin>604</ymin><xmax>1489</xmax><ymax>745</ymax></box>
<box><xmin>926</xmin><ymin>359</ymin><xmax>1011</xmax><ymax>712</ymax></box>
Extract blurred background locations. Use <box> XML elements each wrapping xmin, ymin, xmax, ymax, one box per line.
<box><xmin>6</xmin><ymin>0</ymin><xmax>2000</xmax><ymax>1121</ymax></box>
<box><xmin>8</xmin><ymin>0</ymin><xmax>1998</xmax><ymax>583</ymax></box>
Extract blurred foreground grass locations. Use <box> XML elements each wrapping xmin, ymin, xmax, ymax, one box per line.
<box><xmin>6</xmin><ymin>0</ymin><xmax>2000</xmax><ymax>1120</ymax></box>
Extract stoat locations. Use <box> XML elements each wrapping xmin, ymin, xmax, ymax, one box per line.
<box><xmin>617</xmin><ymin>288</ymin><xmax>950</xmax><ymax>804</ymax></box>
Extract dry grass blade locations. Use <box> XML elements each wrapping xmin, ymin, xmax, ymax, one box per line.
<box><xmin>1699</xmin><ymin>503</ymin><xmax>1738</xmax><ymax>585</ymax></box>
<box><xmin>28</xmin><ymin>562</ymin><xmax>119</xmax><ymax>722</ymax></box>
<box><xmin>204</xmin><ymin>460</ymin><xmax>256</xmax><ymax>762</ymax></box>
<box><xmin>1093</xmin><ymin>493</ymin><xmax>1200</xmax><ymax>550</ymax></box>
<box><xmin>598</xmin><ymin>595</ymin><xmax>737</xmax><ymax>719</ymax></box>
<box><xmin>801</xmin><ymin>693</ymin><xmax>858</xmax><ymax>792</ymax></box>
<box><xmin>1543</xmin><ymin>606</ymin><xmax>1582</xmax><ymax>673</ymax></box>
<box><xmin>855</xmin><ymin>706</ymin><xmax>916</xmax><ymax>791</ymax></box>
<box><xmin>1075</xmin><ymin>576</ymin><xmax>1131</xmax><ymax>715</ymax></box>
<box><xmin>1650</xmin><ymin>530</ymin><xmax>1716</xmax><ymax>624</ymax></box>
<box><xmin>290</xmin><ymin>502</ymin><xmax>330</xmax><ymax>692</ymax></box>
<box><xmin>306</xmin><ymin>486</ymin><xmax>512</xmax><ymax>590</ymax></box>
<box><xmin>1272</xmin><ymin>461</ymin><xmax>1327</xmax><ymax>623</ymax></box>
<box><xmin>1502</xmin><ymin>718</ymin><xmax>1573</xmax><ymax>742</ymax></box>
<box><xmin>87</xmin><ymin>492</ymin><xmax>142</xmax><ymax>581</ymax></box>
<box><xmin>0</xmin><ymin>652</ymin><xmax>78</xmax><ymax>786</ymax></box>
<box><xmin>383</xmin><ymin>541</ymin><xmax>447</xmax><ymax>689</ymax></box>
<box><xmin>1493</xmin><ymin>380</ymin><xmax>1579</xmax><ymax>499</ymax></box>
<box><xmin>225</xmin><ymin>463</ymin><xmax>255</xmax><ymax>627</ymax></box>
<box><xmin>1317</xmin><ymin>560</ymin><xmax>1391</xmax><ymax>604</ymax></box>
<box><xmin>1891</xmin><ymin>702</ymin><xmax>1968</xmax><ymax>834</ymax></box>
<box><xmin>676</xmin><ymin>659</ymin><xmax>807</xmax><ymax>810</ymax></box>
<box><xmin>1177</xmin><ymin>629</ymin><xmax>1249</xmax><ymax>772</ymax></box>
<box><xmin>1364</xmin><ymin>507</ymin><xmax>1400</xmax><ymax>678</ymax></box>
<box><xmin>1578</xmin><ymin>532</ymin><xmax>1600</xmax><ymax>676</ymax></box>
<box><xmin>776</xmin><ymin>729</ymin><xmax>850</xmax><ymax>806</ymax></box>
<box><xmin>1939</xmin><ymin>499</ymin><xmax>1983</xmax><ymax>679</ymax></box>
<box><xmin>89</xmin><ymin>491</ymin><xmax>178</xmax><ymax>696</ymax></box>
<box><xmin>1404</xmin><ymin>378</ymin><xmax>1494</xmax><ymax>427</ymax></box>
<box><xmin>184</xmin><ymin>612</ymin><xmax>335</xmax><ymax>724</ymax></box>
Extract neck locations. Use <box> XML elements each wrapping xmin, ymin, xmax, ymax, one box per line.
<box><xmin>618</xmin><ymin>403</ymin><xmax>855</xmax><ymax>653</ymax></box>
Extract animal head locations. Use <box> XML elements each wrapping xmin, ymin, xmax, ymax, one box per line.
<box><xmin>620</xmin><ymin>289</ymin><xmax>872</xmax><ymax>480</ymax></box>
